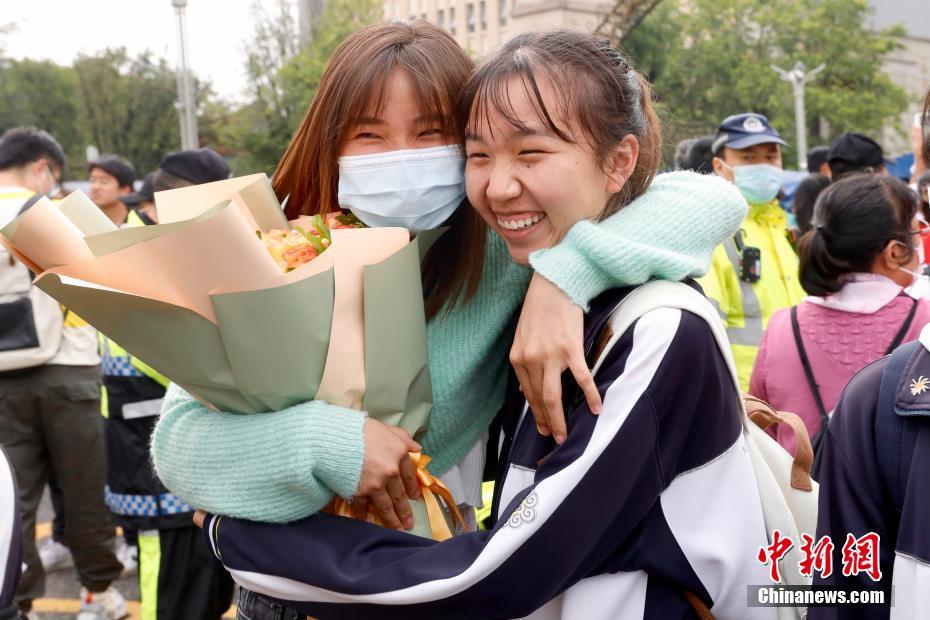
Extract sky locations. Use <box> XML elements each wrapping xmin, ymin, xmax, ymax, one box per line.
<box><xmin>2</xmin><ymin>0</ymin><xmax>288</xmax><ymax>102</ymax></box>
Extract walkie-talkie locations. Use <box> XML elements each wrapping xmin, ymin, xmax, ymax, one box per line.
<box><xmin>734</xmin><ymin>230</ymin><xmax>761</xmax><ymax>283</ymax></box>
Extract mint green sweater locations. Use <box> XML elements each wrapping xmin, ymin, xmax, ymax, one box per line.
<box><xmin>151</xmin><ymin>171</ymin><xmax>746</xmax><ymax>523</ymax></box>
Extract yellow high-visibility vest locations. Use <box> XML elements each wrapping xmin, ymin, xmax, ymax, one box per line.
<box><xmin>697</xmin><ymin>200</ymin><xmax>806</xmax><ymax>391</ymax></box>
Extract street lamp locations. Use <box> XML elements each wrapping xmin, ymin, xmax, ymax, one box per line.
<box><xmin>172</xmin><ymin>0</ymin><xmax>199</xmax><ymax>149</ymax></box>
<box><xmin>771</xmin><ymin>61</ymin><xmax>825</xmax><ymax>171</ymax></box>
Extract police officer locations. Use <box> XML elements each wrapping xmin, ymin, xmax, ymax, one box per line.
<box><xmin>698</xmin><ymin>113</ymin><xmax>806</xmax><ymax>390</ymax></box>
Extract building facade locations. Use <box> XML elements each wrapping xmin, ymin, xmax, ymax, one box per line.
<box><xmin>382</xmin><ymin>0</ymin><xmax>613</xmax><ymax>56</ymax></box>
<box><xmin>869</xmin><ymin>0</ymin><xmax>930</xmax><ymax>158</ymax></box>
<box><xmin>381</xmin><ymin>0</ymin><xmax>929</xmax><ymax>162</ymax></box>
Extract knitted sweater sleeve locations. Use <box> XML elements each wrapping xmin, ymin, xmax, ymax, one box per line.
<box><xmin>530</xmin><ymin>170</ymin><xmax>747</xmax><ymax>310</ymax></box>
<box><xmin>151</xmin><ymin>383</ymin><xmax>367</xmax><ymax>523</ymax></box>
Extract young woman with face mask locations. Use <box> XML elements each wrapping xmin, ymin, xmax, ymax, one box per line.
<box><xmin>152</xmin><ymin>22</ymin><xmax>746</xmax><ymax>618</ymax></box>
<box><xmin>750</xmin><ymin>174</ymin><xmax>930</xmax><ymax>456</ymax></box>
<box><xmin>194</xmin><ymin>30</ymin><xmax>769</xmax><ymax>620</ymax></box>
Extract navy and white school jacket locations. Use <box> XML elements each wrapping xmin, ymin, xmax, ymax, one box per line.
<box><xmin>0</xmin><ymin>445</ymin><xmax>22</xmax><ymax>620</ymax></box>
<box><xmin>203</xmin><ymin>285</ymin><xmax>775</xmax><ymax>619</ymax></box>
<box><xmin>810</xmin><ymin>324</ymin><xmax>930</xmax><ymax>619</ymax></box>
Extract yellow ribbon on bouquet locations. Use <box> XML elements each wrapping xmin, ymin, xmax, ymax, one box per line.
<box><xmin>327</xmin><ymin>452</ymin><xmax>467</xmax><ymax>541</ymax></box>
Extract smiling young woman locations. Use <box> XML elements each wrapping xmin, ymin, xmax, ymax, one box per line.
<box><xmin>460</xmin><ymin>38</ymin><xmax>659</xmax><ymax>264</ymax></box>
<box><xmin>273</xmin><ymin>22</ymin><xmax>485</xmax><ymax>321</ymax></box>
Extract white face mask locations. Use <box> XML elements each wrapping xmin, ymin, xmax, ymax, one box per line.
<box><xmin>897</xmin><ymin>240</ymin><xmax>926</xmax><ymax>285</ymax></box>
<box><xmin>721</xmin><ymin>162</ymin><xmax>783</xmax><ymax>205</ymax></box>
<box><xmin>337</xmin><ymin>145</ymin><xmax>466</xmax><ymax>232</ymax></box>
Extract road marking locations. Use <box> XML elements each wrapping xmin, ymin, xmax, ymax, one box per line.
<box><xmin>32</xmin><ymin>523</ymin><xmax>235</xmax><ymax>618</ymax></box>
<box><xmin>31</xmin><ymin>598</ymin><xmax>141</xmax><ymax>617</ymax></box>
<box><xmin>35</xmin><ymin>521</ymin><xmax>51</xmax><ymax>541</ymax></box>
<box><xmin>31</xmin><ymin>598</ymin><xmax>236</xmax><ymax>618</ymax></box>
<box><xmin>35</xmin><ymin>522</ymin><xmax>123</xmax><ymax>542</ymax></box>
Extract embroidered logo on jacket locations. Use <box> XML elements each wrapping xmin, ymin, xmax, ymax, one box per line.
<box><xmin>505</xmin><ymin>492</ymin><xmax>539</xmax><ymax>529</ymax></box>
<box><xmin>910</xmin><ymin>375</ymin><xmax>930</xmax><ymax>396</ymax></box>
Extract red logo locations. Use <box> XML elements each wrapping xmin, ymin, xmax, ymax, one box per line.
<box><xmin>757</xmin><ymin>529</ymin><xmax>795</xmax><ymax>583</ymax></box>
<box><xmin>799</xmin><ymin>534</ymin><xmax>834</xmax><ymax>579</ymax></box>
<box><xmin>841</xmin><ymin>533</ymin><xmax>882</xmax><ymax>582</ymax></box>
<box><xmin>757</xmin><ymin>532</ymin><xmax>882</xmax><ymax>582</ymax></box>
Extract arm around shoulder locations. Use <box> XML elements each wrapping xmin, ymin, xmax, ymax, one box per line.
<box><xmin>529</xmin><ymin>170</ymin><xmax>747</xmax><ymax>310</ymax></box>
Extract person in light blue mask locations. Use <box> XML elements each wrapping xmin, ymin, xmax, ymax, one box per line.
<box><xmin>698</xmin><ymin>112</ymin><xmax>806</xmax><ymax>390</ymax></box>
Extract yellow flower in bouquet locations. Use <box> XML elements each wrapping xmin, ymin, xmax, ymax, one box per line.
<box><xmin>260</xmin><ymin>216</ymin><xmax>329</xmax><ymax>273</ymax></box>
<box><xmin>260</xmin><ymin>212</ymin><xmax>366</xmax><ymax>272</ymax></box>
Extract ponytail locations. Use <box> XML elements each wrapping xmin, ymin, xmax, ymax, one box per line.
<box><xmin>798</xmin><ymin>174</ymin><xmax>917</xmax><ymax>297</ymax></box>
<box><xmin>797</xmin><ymin>227</ymin><xmax>853</xmax><ymax>296</ymax></box>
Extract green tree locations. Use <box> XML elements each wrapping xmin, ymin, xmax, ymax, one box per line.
<box><xmin>73</xmin><ymin>48</ymin><xmax>182</xmax><ymax>175</ymax></box>
<box><xmin>227</xmin><ymin>0</ymin><xmax>301</xmax><ymax>175</ymax></box>
<box><xmin>0</xmin><ymin>58</ymin><xmax>88</xmax><ymax>168</ymax></box>
<box><xmin>624</xmin><ymin>0</ymin><xmax>909</xmax><ymax>167</ymax></box>
<box><xmin>226</xmin><ymin>0</ymin><xmax>380</xmax><ymax>175</ymax></box>
<box><xmin>279</xmin><ymin>0</ymin><xmax>382</xmax><ymax>115</ymax></box>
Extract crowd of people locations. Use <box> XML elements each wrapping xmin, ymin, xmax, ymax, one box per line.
<box><xmin>0</xmin><ymin>137</ymin><xmax>236</xmax><ymax>619</ymax></box>
<box><xmin>1</xmin><ymin>18</ymin><xmax>929</xmax><ymax>620</ymax></box>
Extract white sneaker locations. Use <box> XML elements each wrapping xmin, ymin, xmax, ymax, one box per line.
<box><xmin>76</xmin><ymin>586</ymin><xmax>128</xmax><ymax>620</ymax></box>
<box><xmin>115</xmin><ymin>538</ymin><xmax>138</xmax><ymax>578</ymax></box>
<box><xmin>37</xmin><ymin>539</ymin><xmax>73</xmax><ymax>572</ymax></box>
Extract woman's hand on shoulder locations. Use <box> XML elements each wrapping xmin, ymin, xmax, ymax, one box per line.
<box><xmin>510</xmin><ymin>273</ymin><xmax>602</xmax><ymax>445</ymax></box>
<box><xmin>354</xmin><ymin>418</ymin><xmax>422</xmax><ymax>531</ymax></box>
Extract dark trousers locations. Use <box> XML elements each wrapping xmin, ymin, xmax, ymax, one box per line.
<box><xmin>139</xmin><ymin>525</ymin><xmax>234</xmax><ymax>620</ymax></box>
<box><xmin>237</xmin><ymin>589</ymin><xmax>307</xmax><ymax>620</ymax></box>
<box><xmin>0</xmin><ymin>364</ymin><xmax>122</xmax><ymax>608</ymax></box>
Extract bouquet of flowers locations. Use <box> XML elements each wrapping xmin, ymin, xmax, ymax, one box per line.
<box><xmin>0</xmin><ymin>174</ymin><xmax>462</xmax><ymax>540</ymax></box>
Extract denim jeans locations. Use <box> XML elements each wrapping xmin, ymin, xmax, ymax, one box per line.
<box><xmin>237</xmin><ymin>588</ymin><xmax>307</xmax><ymax>620</ymax></box>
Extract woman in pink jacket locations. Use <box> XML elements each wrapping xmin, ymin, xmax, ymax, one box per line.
<box><xmin>751</xmin><ymin>174</ymin><xmax>930</xmax><ymax>455</ymax></box>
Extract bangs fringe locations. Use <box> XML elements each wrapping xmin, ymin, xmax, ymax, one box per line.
<box><xmin>468</xmin><ymin>54</ymin><xmax>574</xmax><ymax>144</ymax></box>
<box><xmin>354</xmin><ymin>47</ymin><xmax>460</xmax><ymax>137</ymax></box>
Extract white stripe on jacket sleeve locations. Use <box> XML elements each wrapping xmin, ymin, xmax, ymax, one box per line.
<box><xmin>217</xmin><ymin>308</ymin><xmax>684</xmax><ymax>611</ymax></box>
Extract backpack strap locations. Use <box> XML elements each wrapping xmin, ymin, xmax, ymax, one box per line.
<box><xmin>684</xmin><ymin>591</ymin><xmax>715</xmax><ymax>620</ymax></box>
<box><xmin>884</xmin><ymin>296</ymin><xmax>919</xmax><ymax>355</ymax></box>
<box><xmin>10</xmin><ymin>194</ymin><xmax>44</xmax><ymax>276</ymax></box>
<box><xmin>790</xmin><ymin>306</ymin><xmax>830</xmax><ymax>431</ymax></box>
<box><xmin>743</xmin><ymin>395</ymin><xmax>814</xmax><ymax>492</ymax></box>
<box><xmin>592</xmin><ymin>281</ymin><xmax>747</xmax><ymax>426</ymax></box>
<box><xmin>17</xmin><ymin>194</ymin><xmax>43</xmax><ymax>217</ymax></box>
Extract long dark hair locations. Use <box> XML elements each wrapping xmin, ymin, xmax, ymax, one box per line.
<box><xmin>792</xmin><ymin>174</ymin><xmax>831</xmax><ymax>235</ymax></box>
<box><xmin>798</xmin><ymin>174</ymin><xmax>917</xmax><ymax>296</ymax></box>
<box><xmin>272</xmin><ymin>21</ymin><xmax>485</xmax><ymax>320</ymax></box>
<box><xmin>456</xmin><ymin>30</ymin><xmax>662</xmax><ymax>217</ymax></box>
